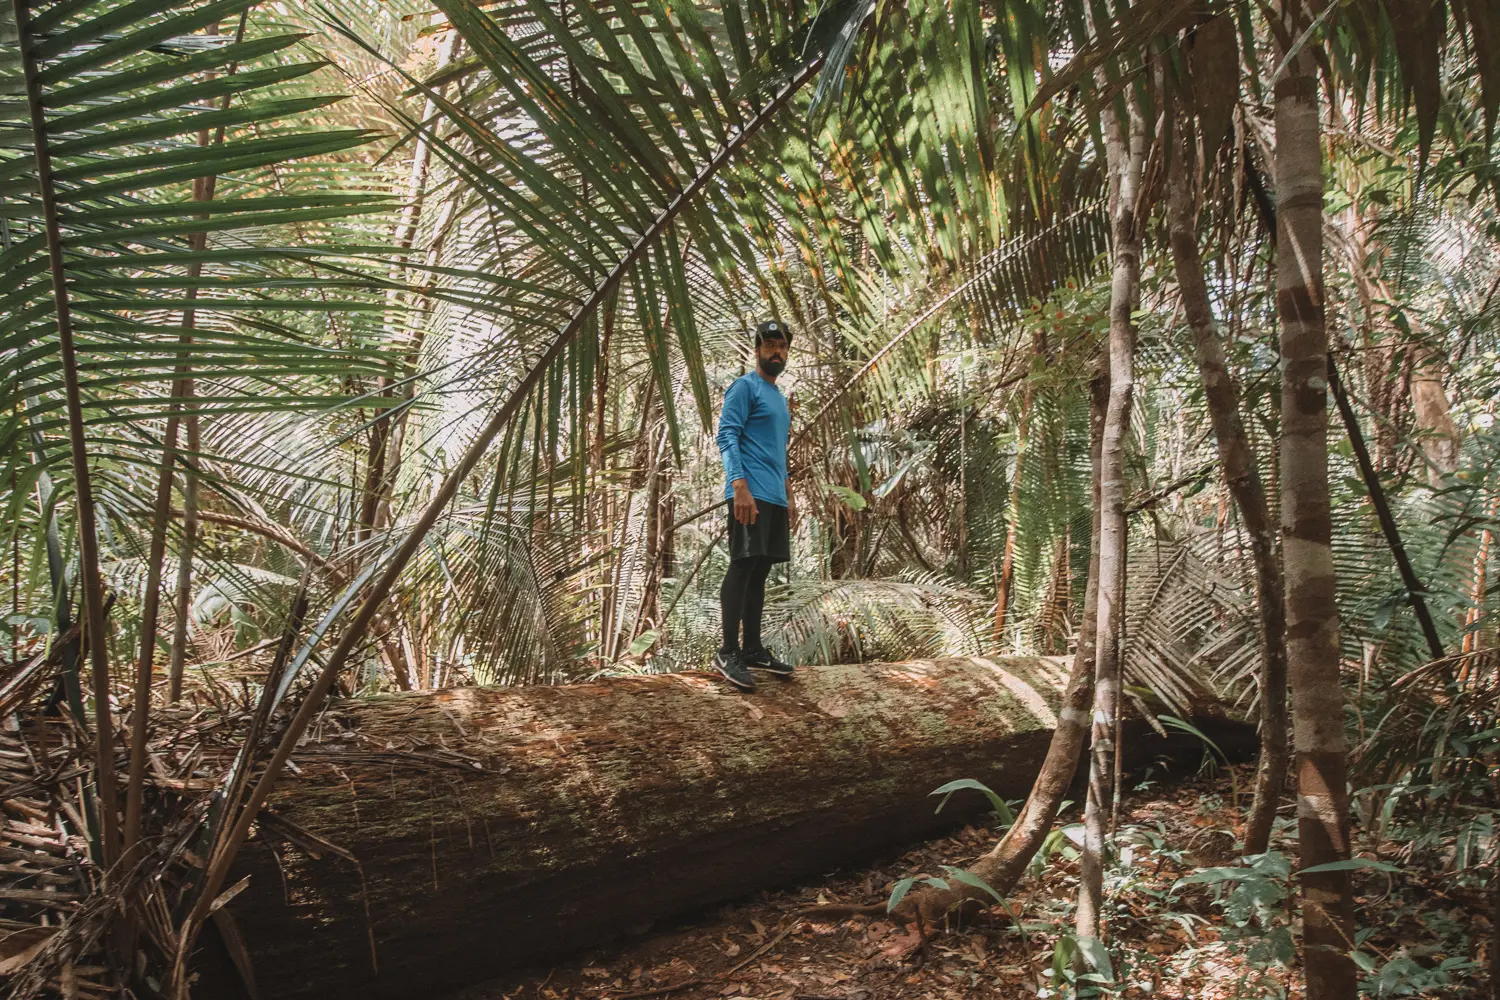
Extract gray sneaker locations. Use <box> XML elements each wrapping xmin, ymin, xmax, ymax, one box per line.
<box><xmin>744</xmin><ymin>648</ymin><xmax>794</xmax><ymax>677</ymax></box>
<box><xmin>713</xmin><ymin>650</ymin><xmax>756</xmax><ymax>692</ymax></box>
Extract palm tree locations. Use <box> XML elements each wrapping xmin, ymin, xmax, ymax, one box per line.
<box><xmin>7</xmin><ymin>0</ymin><xmax>1499</xmax><ymax>992</ymax></box>
<box><xmin>5</xmin><ymin>0</ymin><xmax>402</xmax><ymax>873</ymax></box>
<box><xmin>1271</xmin><ymin>0</ymin><xmax>1357</xmax><ymax>994</ymax></box>
<box><xmin>163</xmin><ymin>0</ymin><xmax>1025</xmax><ymax>979</ymax></box>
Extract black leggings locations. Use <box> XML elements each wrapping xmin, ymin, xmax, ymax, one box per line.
<box><xmin>720</xmin><ymin>556</ymin><xmax>774</xmax><ymax>655</ymax></box>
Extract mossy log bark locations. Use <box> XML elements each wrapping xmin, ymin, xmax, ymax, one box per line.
<box><xmin>216</xmin><ymin>657</ymin><xmax>1247</xmax><ymax>1000</ymax></box>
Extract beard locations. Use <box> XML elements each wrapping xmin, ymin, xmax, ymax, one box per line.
<box><xmin>759</xmin><ymin>357</ymin><xmax>786</xmax><ymax>377</ymax></box>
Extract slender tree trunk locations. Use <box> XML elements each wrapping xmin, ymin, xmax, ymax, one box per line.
<box><xmin>358</xmin><ymin>27</ymin><xmax>462</xmax><ymax>545</ymax></box>
<box><xmin>1327</xmin><ymin>356</ymin><xmax>1445</xmax><ymax>659</ymax></box>
<box><xmin>592</xmin><ymin>295</ymin><xmax>615</xmax><ymax>472</ymax></box>
<box><xmin>125</xmin><ymin>376</ymin><xmax>185</xmax><ymax>858</ymax></box>
<box><xmin>907</xmin><ymin>353</ymin><xmax>1109</xmax><ymax>922</ymax></box>
<box><xmin>1038</xmin><ymin>532</ymin><xmax>1071</xmax><ymax>654</ymax></box>
<box><xmin>357</xmin><ymin>422</ymin><xmax>391</xmax><ymax>545</ymax></box>
<box><xmin>166</xmin><ymin>8</ymin><xmax>254</xmax><ymax>703</ymax></box>
<box><xmin>643</xmin><ymin>442</ymin><xmax>663</xmax><ymax>627</ymax></box>
<box><xmin>994</xmin><ymin>380</ymin><xmax>1035</xmax><ymax>645</ymax></box>
<box><xmin>1274</xmin><ymin>6</ymin><xmax>1357</xmax><ymax>995</ymax></box>
<box><xmin>126</xmin><ymin>122</ymin><xmax>229</xmax><ymax>856</ymax></box>
<box><xmin>632</xmin><ymin>426</ymin><xmax>668</xmax><ymax>639</ymax></box>
<box><xmin>1462</xmin><ymin>496</ymin><xmax>1497</xmax><ymax>661</ymax></box>
<box><xmin>958</xmin><ymin>375</ymin><xmax>971</xmax><ymax>579</ymax></box>
<box><xmin>1344</xmin><ymin>213</ymin><xmax>1400</xmax><ymax>472</ymax></box>
<box><xmin>1076</xmin><ymin>93</ymin><xmax>1145</xmax><ymax>949</ymax></box>
<box><xmin>167</xmin><ymin>410</ymin><xmax>199</xmax><ymax>703</ymax></box>
<box><xmin>1344</xmin><ymin>205</ymin><xmax>1460</xmax><ymax>485</ymax></box>
<box><xmin>661</xmin><ymin>478</ymin><xmax>676</xmax><ymax>584</ymax></box>
<box><xmin>1166</xmin><ymin>145</ymin><xmax>1288</xmax><ymax>855</ymax></box>
<box><xmin>1410</xmin><ymin>345</ymin><xmax>1460</xmax><ymax>485</ymax></box>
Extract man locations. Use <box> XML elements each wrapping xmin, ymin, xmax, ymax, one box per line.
<box><xmin>713</xmin><ymin>320</ymin><xmax>797</xmax><ymax>692</ymax></box>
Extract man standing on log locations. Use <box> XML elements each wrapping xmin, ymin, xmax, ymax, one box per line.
<box><xmin>714</xmin><ymin>320</ymin><xmax>797</xmax><ymax>691</ymax></box>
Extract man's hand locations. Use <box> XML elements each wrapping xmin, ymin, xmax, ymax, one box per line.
<box><xmin>732</xmin><ymin>479</ymin><xmax>758</xmax><ymax>525</ymax></box>
<box><xmin>787</xmin><ymin>485</ymin><xmax>797</xmax><ymax>530</ymax></box>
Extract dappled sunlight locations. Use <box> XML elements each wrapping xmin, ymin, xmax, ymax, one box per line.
<box><xmin>1</xmin><ymin>0</ymin><xmax>1495</xmax><ymax>993</ymax></box>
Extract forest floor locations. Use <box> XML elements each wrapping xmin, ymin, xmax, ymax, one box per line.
<box><xmin>451</xmin><ymin>764</ymin><xmax>1489</xmax><ymax>1000</ymax></box>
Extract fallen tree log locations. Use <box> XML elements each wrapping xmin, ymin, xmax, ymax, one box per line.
<box><xmin>214</xmin><ymin>657</ymin><xmax>1251</xmax><ymax>999</ymax></box>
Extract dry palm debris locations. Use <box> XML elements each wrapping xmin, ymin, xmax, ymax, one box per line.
<box><xmin>0</xmin><ymin>720</ymin><xmax>104</xmax><ymax>998</ymax></box>
<box><xmin>0</xmin><ymin>681</ymin><xmax>507</xmax><ymax>999</ymax></box>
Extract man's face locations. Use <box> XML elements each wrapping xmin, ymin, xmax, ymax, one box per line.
<box><xmin>757</xmin><ymin>336</ymin><xmax>789</xmax><ymax>377</ymax></box>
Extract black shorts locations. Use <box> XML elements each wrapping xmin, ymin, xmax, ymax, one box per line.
<box><xmin>728</xmin><ymin>502</ymin><xmax>790</xmax><ymax>563</ymax></box>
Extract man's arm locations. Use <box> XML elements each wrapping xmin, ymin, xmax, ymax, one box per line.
<box><xmin>717</xmin><ymin>381</ymin><xmax>758</xmax><ymax>525</ymax></box>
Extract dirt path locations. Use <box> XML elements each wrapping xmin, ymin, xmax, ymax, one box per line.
<box><xmin>449</xmin><ymin>765</ymin><xmax>1488</xmax><ymax>1000</ymax></box>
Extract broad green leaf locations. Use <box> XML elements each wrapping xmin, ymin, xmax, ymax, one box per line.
<box><xmin>1298</xmin><ymin>857</ymin><xmax>1403</xmax><ymax>875</ymax></box>
<box><xmin>929</xmin><ymin>778</ymin><xmax>1016</xmax><ymax>824</ymax></box>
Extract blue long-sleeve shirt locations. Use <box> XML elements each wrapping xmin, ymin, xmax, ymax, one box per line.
<box><xmin>717</xmin><ymin>372</ymin><xmax>789</xmax><ymax>506</ymax></box>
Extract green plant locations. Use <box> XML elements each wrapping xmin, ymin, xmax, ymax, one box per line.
<box><xmin>930</xmin><ymin>777</ymin><xmax>1020</xmax><ymax>826</ymax></box>
<box><xmin>1042</xmin><ymin>932</ymin><xmax>1113</xmax><ymax>998</ymax></box>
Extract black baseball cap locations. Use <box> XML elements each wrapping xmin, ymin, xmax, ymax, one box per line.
<box><xmin>755</xmin><ymin>320</ymin><xmax>792</xmax><ymax>346</ymax></box>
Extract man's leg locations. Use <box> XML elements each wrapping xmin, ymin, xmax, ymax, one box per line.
<box><xmin>719</xmin><ymin>557</ymin><xmax>753</xmax><ymax>654</ymax></box>
<box><xmin>740</xmin><ymin>556</ymin><xmax>775</xmax><ymax>654</ymax></box>
<box><xmin>716</xmin><ymin>557</ymin><xmax>758</xmax><ymax>691</ymax></box>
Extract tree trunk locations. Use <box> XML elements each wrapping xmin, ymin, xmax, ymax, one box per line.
<box><xmin>592</xmin><ymin>294</ymin><xmax>614</xmax><ymax>471</ymax></box>
<box><xmin>1410</xmin><ymin>344</ymin><xmax>1460</xmax><ymax>486</ymax></box>
<box><xmin>994</xmin><ymin>373</ymin><xmax>1036</xmax><ymax>644</ymax></box>
<box><xmin>356</xmin><ymin>28</ymin><xmax>463</xmax><ymax>550</ymax></box>
<box><xmin>214</xmin><ymin>657</ymin><xmax>1249</xmax><ymax>1000</ymax></box>
<box><xmin>1166</xmin><ymin>146</ymin><xmax>1288</xmax><ymax>856</ymax></box>
<box><xmin>1077</xmin><ymin>91</ymin><xmax>1145</xmax><ymax>948</ymax></box>
<box><xmin>1343</xmin><ymin>203</ymin><xmax>1460</xmax><ymax>486</ymax></box>
<box><xmin>634</xmin><ymin>426</ymin><xmax>668</xmax><ymax>637</ymax></box>
<box><xmin>906</xmin><ymin>354</ymin><xmax>1109</xmax><ymax>924</ymax></box>
<box><xmin>1273</xmin><ymin>6</ymin><xmax>1358</xmax><ymax>996</ymax></box>
<box><xmin>1462</xmin><ymin>496</ymin><xmax>1497</xmax><ymax>659</ymax></box>
<box><xmin>167</xmin><ymin>408</ymin><xmax>198</xmax><ymax>703</ymax></box>
<box><xmin>1037</xmin><ymin>532</ymin><xmax>1071</xmax><ymax>655</ymax></box>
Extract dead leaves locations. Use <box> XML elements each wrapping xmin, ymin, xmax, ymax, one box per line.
<box><xmin>877</xmin><ymin>926</ymin><xmax>923</xmax><ymax>961</ymax></box>
<box><xmin>456</xmin><ymin>765</ymin><xmax>1490</xmax><ymax>1000</ymax></box>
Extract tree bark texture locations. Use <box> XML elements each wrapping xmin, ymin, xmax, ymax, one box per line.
<box><xmin>1273</xmin><ymin>8</ymin><xmax>1358</xmax><ymax>997</ymax></box>
<box><xmin>1077</xmin><ymin>91</ymin><xmax>1145</xmax><ymax>946</ymax></box>
<box><xmin>1166</xmin><ymin>147</ymin><xmax>1289</xmax><ymax>856</ymax></box>
<box><xmin>214</xmin><ymin>658</ymin><xmax>1249</xmax><ymax>999</ymax></box>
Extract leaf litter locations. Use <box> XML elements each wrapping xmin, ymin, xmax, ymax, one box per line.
<box><xmin>448</xmin><ymin>764</ymin><xmax>1490</xmax><ymax>1000</ymax></box>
